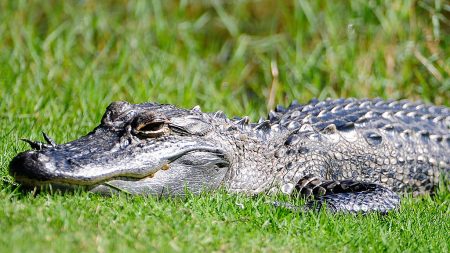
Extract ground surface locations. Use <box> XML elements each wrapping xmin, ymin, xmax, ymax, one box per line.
<box><xmin>0</xmin><ymin>1</ymin><xmax>449</xmax><ymax>252</ymax></box>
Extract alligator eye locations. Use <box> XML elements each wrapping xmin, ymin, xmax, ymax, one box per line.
<box><xmin>137</xmin><ymin>122</ymin><xmax>165</xmax><ymax>132</ymax></box>
<box><xmin>134</xmin><ymin>121</ymin><xmax>167</xmax><ymax>138</ymax></box>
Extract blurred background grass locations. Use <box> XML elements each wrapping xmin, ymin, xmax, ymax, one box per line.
<box><xmin>0</xmin><ymin>1</ymin><xmax>449</xmax><ymax>252</ymax></box>
<box><xmin>0</xmin><ymin>0</ymin><xmax>448</xmax><ymax>122</ymax></box>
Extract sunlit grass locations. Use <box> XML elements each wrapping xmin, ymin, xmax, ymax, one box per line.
<box><xmin>0</xmin><ymin>0</ymin><xmax>449</xmax><ymax>252</ymax></box>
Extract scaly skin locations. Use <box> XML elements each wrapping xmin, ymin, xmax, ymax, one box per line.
<box><xmin>9</xmin><ymin>98</ymin><xmax>450</xmax><ymax>213</ymax></box>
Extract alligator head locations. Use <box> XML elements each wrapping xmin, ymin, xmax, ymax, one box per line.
<box><xmin>9</xmin><ymin>101</ymin><xmax>249</xmax><ymax>195</ymax></box>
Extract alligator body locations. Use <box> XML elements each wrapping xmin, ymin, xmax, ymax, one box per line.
<box><xmin>9</xmin><ymin>98</ymin><xmax>450</xmax><ymax>213</ymax></box>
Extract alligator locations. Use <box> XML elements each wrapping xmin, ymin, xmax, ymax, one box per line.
<box><xmin>9</xmin><ymin>98</ymin><xmax>450</xmax><ymax>213</ymax></box>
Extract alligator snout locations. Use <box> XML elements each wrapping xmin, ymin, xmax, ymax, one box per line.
<box><xmin>9</xmin><ymin>151</ymin><xmax>53</xmax><ymax>183</ymax></box>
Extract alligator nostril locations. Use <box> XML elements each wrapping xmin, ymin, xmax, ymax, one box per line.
<box><xmin>9</xmin><ymin>151</ymin><xmax>52</xmax><ymax>182</ymax></box>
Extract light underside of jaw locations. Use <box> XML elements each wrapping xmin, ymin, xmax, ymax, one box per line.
<box><xmin>11</xmin><ymin>145</ymin><xmax>229</xmax><ymax>195</ymax></box>
<box><xmin>14</xmin><ymin>162</ymin><xmax>172</xmax><ymax>190</ymax></box>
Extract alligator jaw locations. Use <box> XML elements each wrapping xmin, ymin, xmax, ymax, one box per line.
<box><xmin>9</xmin><ymin>135</ymin><xmax>229</xmax><ymax>195</ymax></box>
<box><xmin>9</xmin><ymin>149</ymin><xmax>171</xmax><ymax>190</ymax></box>
<box><xmin>9</xmin><ymin>145</ymin><xmax>204</xmax><ymax>185</ymax></box>
<box><xmin>9</xmin><ymin>151</ymin><xmax>202</xmax><ymax>195</ymax></box>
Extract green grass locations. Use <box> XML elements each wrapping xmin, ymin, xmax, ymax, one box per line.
<box><xmin>0</xmin><ymin>0</ymin><xmax>449</xmax><ymax>252</ymax></box>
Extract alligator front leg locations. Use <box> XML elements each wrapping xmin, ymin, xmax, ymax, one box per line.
<box><xmin>276</xmin><ymin>178</ymin><xmax>401</xmax><ymax>214</ymax></box>
<box><xmin>306</xmin><ymin>179</ymin><xmax>401</xmax><ymax>213</ymax></box>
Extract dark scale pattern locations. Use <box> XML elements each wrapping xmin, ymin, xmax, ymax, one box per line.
<box><xmin>307</xmin><ymin>183</ymin><xmax>401</xmax><ymax>214</ymax></box>
<box><xmin>255</xmin><ymin>98</ymin><xmax>449</xmax><ymax>213</ymax></box>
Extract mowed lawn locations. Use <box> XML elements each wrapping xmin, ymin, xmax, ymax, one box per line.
<box><xmin>0</xmin><ymin>1</ymin><xmax>449</xmax><ymax>252</ymax></box>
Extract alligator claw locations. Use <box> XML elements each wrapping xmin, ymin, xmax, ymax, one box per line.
<box><xmin>42</xmin><ymin>132</ymin><xmax>57</xmax><ymax>146</ymax></box>
<box><xmin>20</xmin><ymin>132</ymin><xmax>57</xmax><ymax>150</ymax></box>
<box><xmin>20</xmin><ymin>138</ymin><xmax>53</xmax><ymax>150</ymax></box>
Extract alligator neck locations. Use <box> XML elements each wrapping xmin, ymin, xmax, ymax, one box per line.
<box><xmin>209</xmin><ymin>116</ymin><xmax>292</xmax><ymax>194</ymax></box>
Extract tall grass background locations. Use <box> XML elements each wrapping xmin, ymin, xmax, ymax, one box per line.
<box><xmin>0</xmin><ymin>1</ymin><xmax>449</xmax><ymax>252</ymax></box>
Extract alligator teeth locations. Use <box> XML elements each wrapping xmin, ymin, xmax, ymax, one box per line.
<box><xmin>146</xmin><ymin>173</ymin><xmax>155</xmax><ymax>178</ymax></box>
<box><xmin>143</xmin><ymin>164</ymin><xmax>169</xmax><ymax>179</ymax></box>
